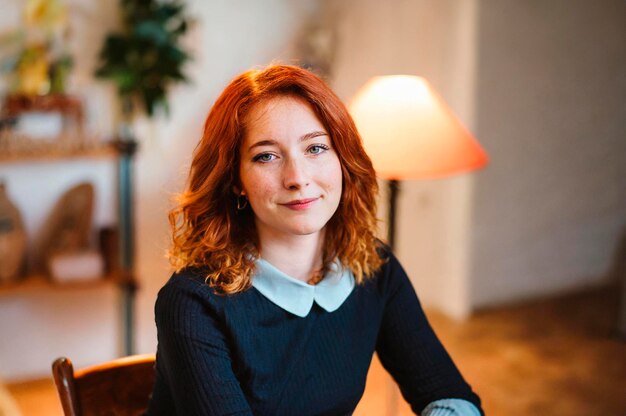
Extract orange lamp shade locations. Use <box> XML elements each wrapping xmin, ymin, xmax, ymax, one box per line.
<box><xmin>349</xmin><ymin>75</ymin><xmax>488</xmax><ymax>180</ymax></box>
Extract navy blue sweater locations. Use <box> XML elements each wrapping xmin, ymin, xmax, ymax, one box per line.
<box><xmin>146</xmin><ymin>250</ymin><xmax>482</xmax><ymax>415</ymax></box>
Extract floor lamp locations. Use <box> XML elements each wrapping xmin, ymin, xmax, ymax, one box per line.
<box><xmin>349</xmin><ymin>75</ymin><xmax>488</xmax><ymax>414</ymax></box>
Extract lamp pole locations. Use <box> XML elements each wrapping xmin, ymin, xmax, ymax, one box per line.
<box><xmin>387</xmin><ymin>179</ymin><xmax>400</xmax><ymax>250</ymax></box>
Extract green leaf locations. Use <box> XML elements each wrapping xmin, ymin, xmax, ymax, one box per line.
<box><xmin>94</xmin><ymin>0</ymin><xmax>192</xmax><ymax>118</ymax></box>
<box><xmin>134</xmin><ymin>21</ymin><xmax>169</xmax><ymax>44</ymax></box>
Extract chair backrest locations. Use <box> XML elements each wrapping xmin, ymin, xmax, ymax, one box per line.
<box><xmin>52</xmin><ymin>354</ymin><xmax>156</xmax><ymax>416</ymax></box>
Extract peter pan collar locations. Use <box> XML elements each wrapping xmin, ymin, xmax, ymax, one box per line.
<box><xmin>251</xmin><ymin>258</ymin><xmax>355</xmax><ymax>317</ymax></box>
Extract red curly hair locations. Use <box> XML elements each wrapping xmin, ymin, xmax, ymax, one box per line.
<box><xmin>168</xmin><ymin>64</ymin><xmax>383</xmax><ymax>293</ymax></box>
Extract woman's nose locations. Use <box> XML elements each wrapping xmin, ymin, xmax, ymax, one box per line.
<box><xmin>282</xmin><ymin>157</ymin><xmax>310</xmax><ymax>190</ymax></box>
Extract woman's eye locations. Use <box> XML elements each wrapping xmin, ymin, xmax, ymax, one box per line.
<box><xmin>308</xmin><ymin>144</ymin><xmax>329</xmax><ymax>155</ymax></box>
<box><xmin>253</xmin><ymin>153</ymin><xmax>276</xmax><ymax>163</ymax></box>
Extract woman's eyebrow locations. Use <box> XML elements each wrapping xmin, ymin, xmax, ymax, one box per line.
<box><xmin>247</xmin><ymin>131</ymin><xmax>328</xmax><ymax>152</ymax></box>
<box><xmin>299</xmin><ymin>130</ymin><xmax>328</xmax><ymax>142</ymax></box>
<box><xmin>248</xmin><ymin>139</ymin><xmax>278</xmax><ymax>152</ymax></box>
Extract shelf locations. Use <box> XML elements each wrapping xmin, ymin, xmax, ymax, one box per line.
<box><xmin>0</xmin><ymin>273</ymin><xmax>122</xmax><ymax>297</ymax></box>
<box><xmin>0</xmin><ymin>143</ymin><xmax>117</xmax><ymax>164</ymax></box>
<box><xmin>0</xmin><ymin>135</ymin><xmax>138</xmax><ymax>353</ymax></box>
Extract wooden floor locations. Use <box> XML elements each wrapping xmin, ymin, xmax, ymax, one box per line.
<box><xmin>6</xmin><ymin>284</ymin><xmax>626</xmax><ymax>415</ymax></box>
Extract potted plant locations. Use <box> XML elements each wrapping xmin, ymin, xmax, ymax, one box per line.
<box><xmin>95</xmin><ymin>0</ymin><xmax>191</xmax><ymax>139</ymax></box>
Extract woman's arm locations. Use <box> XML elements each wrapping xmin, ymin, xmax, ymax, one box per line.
<box><xmin>148</xmin><ymin>274</ymin><xmax>253</xmax><ymax>416</ymax></box>
<box><xmin>375</xmin><ymin>252</ymin><xmax>483</xmax><ymax>415</ymax></box>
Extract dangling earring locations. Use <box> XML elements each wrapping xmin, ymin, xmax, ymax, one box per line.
<box><xmin>237</xmin><ymin>194</ymin><xmax>248</xmax><ymax>210</ymax></box>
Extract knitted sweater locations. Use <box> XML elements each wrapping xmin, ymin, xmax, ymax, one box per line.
<box><xmin>146</xmin><ymin>250</ymin><xmax>482</xmax><ymax>415</ymax></box>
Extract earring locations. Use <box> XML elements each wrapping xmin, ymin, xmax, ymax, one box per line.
<box><xmin>237</xmin><ymin>194</ymin><xmax>248</xmax><ymax>210</ymax></box>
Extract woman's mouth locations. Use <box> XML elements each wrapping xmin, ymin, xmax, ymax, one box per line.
<box><xmin>280</xmin><ymin>198</ymin><xmax>319</xmax><ymax>210</ymax></box>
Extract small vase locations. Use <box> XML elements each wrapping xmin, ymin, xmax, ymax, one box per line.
<box><xmin>0</xmin><ymin>182</ymin><xmax>27</xmax><ymax>283</ymax></box>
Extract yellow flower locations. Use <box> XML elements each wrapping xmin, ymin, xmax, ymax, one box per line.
<box><xmin>24</xmin><ymin>0</ymin><xmax>66</xmax><ymax>30</ymax></box>
<box><xmin>16</xmin><ymin>45</ymin><xmax>50</xmax><ymax>95</ymax></box>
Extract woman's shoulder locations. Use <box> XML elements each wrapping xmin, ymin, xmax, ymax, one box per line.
<box><xmin>156</xmin><ymin>266</ymin><xmax>254</xmax><ymax>313</ymax></box>
<box><xmin>155</xmin><ymin>266</ymin><xmax>220</xmax><ymax>309</ymax></box>
<box><xmin>154</xmin><ymin>266</ymin><xmax>246</xmax><ymax>327</ymax></box>
<box><xmin>161</xmin><ymin>266</ymin><xmax>211</xmax><ymax>292</ymax></box>
<box><xmin>154</xmin><ymin>267</ymin><xmax>240</xmax><ymax>336</ymax></box>
<box><xmin>367</xmin><ymin>241</ymin><xmax>412</xmax><ymax>296</ymax></box>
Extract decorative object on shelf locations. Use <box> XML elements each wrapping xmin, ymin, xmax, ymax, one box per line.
<box><xmin>0</xmin><ymin>0</ymin><xmax>98</xmax><ymax>158</ymax></box>
<box><xmin>2</xmin><ymin>94</ymin><xmax>82</xmax><ymax>122</ymax></box>
<box><xmin>0</xmin><ymin>92</ymin><xmax>92</xmax><ymax>159</ymax></box>
<box><xmin>95</xmin><ymin>0</ymin><xmax>192</xmax><ymax>136</ymax></box>
<box><xmin>48</xmin><ymin>249</ymin><xmax>104</xmax><ymax>283</ymax></box>
<box><xmin>0</xmin><ymin>0</ymin><xmax>73</xmax><ymax>96</ymax></box>
<box><xmin>0</xmin><ymin>181</ymin><xmax>27</xmax><ymax>284</ymax></box>
<box><xmin>36</xmin><ymin>182</ymin><xmax>96</xmax><ymax>276</ymax></box>
<box><xmin>13</xmin><ymin>43</ymin><xmax>51</xmax><ymax>96</ymax></box>
<box><xmin>2</xmin><ymin>93</ymin><xmax>84</xmax><ymax>139</ymax></box>
<box><xmin>99</xmin><ymin>226</ymin><xmax>120</xmax><ymax>275</ymax></box>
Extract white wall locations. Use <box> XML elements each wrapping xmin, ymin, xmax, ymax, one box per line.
<box><xmin>0</xmin><ymin>0</ymin><xmax>317</xmax><ymax>380</ymax></box>
<box><xmin>470</xmin><ymin>0</ymin><xmax>626</xmax><ymax>307</ymax></box>
<box><xmin>331</xmin><ymin>0</ymin><xmax>479</xmax><ymax>318</ymax></box>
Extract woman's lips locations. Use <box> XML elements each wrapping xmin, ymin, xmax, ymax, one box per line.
<box><xmin>280</xmin><ymin>198</ymin><xmax>319</xmax><ymax>210</ymax></box>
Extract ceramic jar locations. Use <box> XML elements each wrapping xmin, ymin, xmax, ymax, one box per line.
<box><xmin>0</xmin><ymin>182</ymin><xmax>27</xmax><ymax>283</ymax></box>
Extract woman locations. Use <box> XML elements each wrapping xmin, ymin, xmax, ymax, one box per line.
<box><xmin>147</xmin><ymin>64</ymin><xmax>483</xmax><ymax>415</ymax></box>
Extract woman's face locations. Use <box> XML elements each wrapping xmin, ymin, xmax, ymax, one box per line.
<box><xmin>239</xmin><ymin>95</ymin><xmax>342</xmax><ymax>243</ymax></box>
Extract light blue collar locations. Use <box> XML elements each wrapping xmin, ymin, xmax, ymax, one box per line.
<box><xmin>251</xmin><ymin>259</ymin><xmax>355</xmax><ymax>317</ymax></box>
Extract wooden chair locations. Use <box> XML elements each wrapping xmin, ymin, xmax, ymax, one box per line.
<box><xmin>52</xmin><ymin>354</ymin><xmax>156</xmax><ymax>416</ymax></box>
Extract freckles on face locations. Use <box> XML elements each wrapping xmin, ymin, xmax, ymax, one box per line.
<box><xmin>238</xmin><ymin>95</ymin><xmax>343</xmax><ymax>240</ymax></box>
